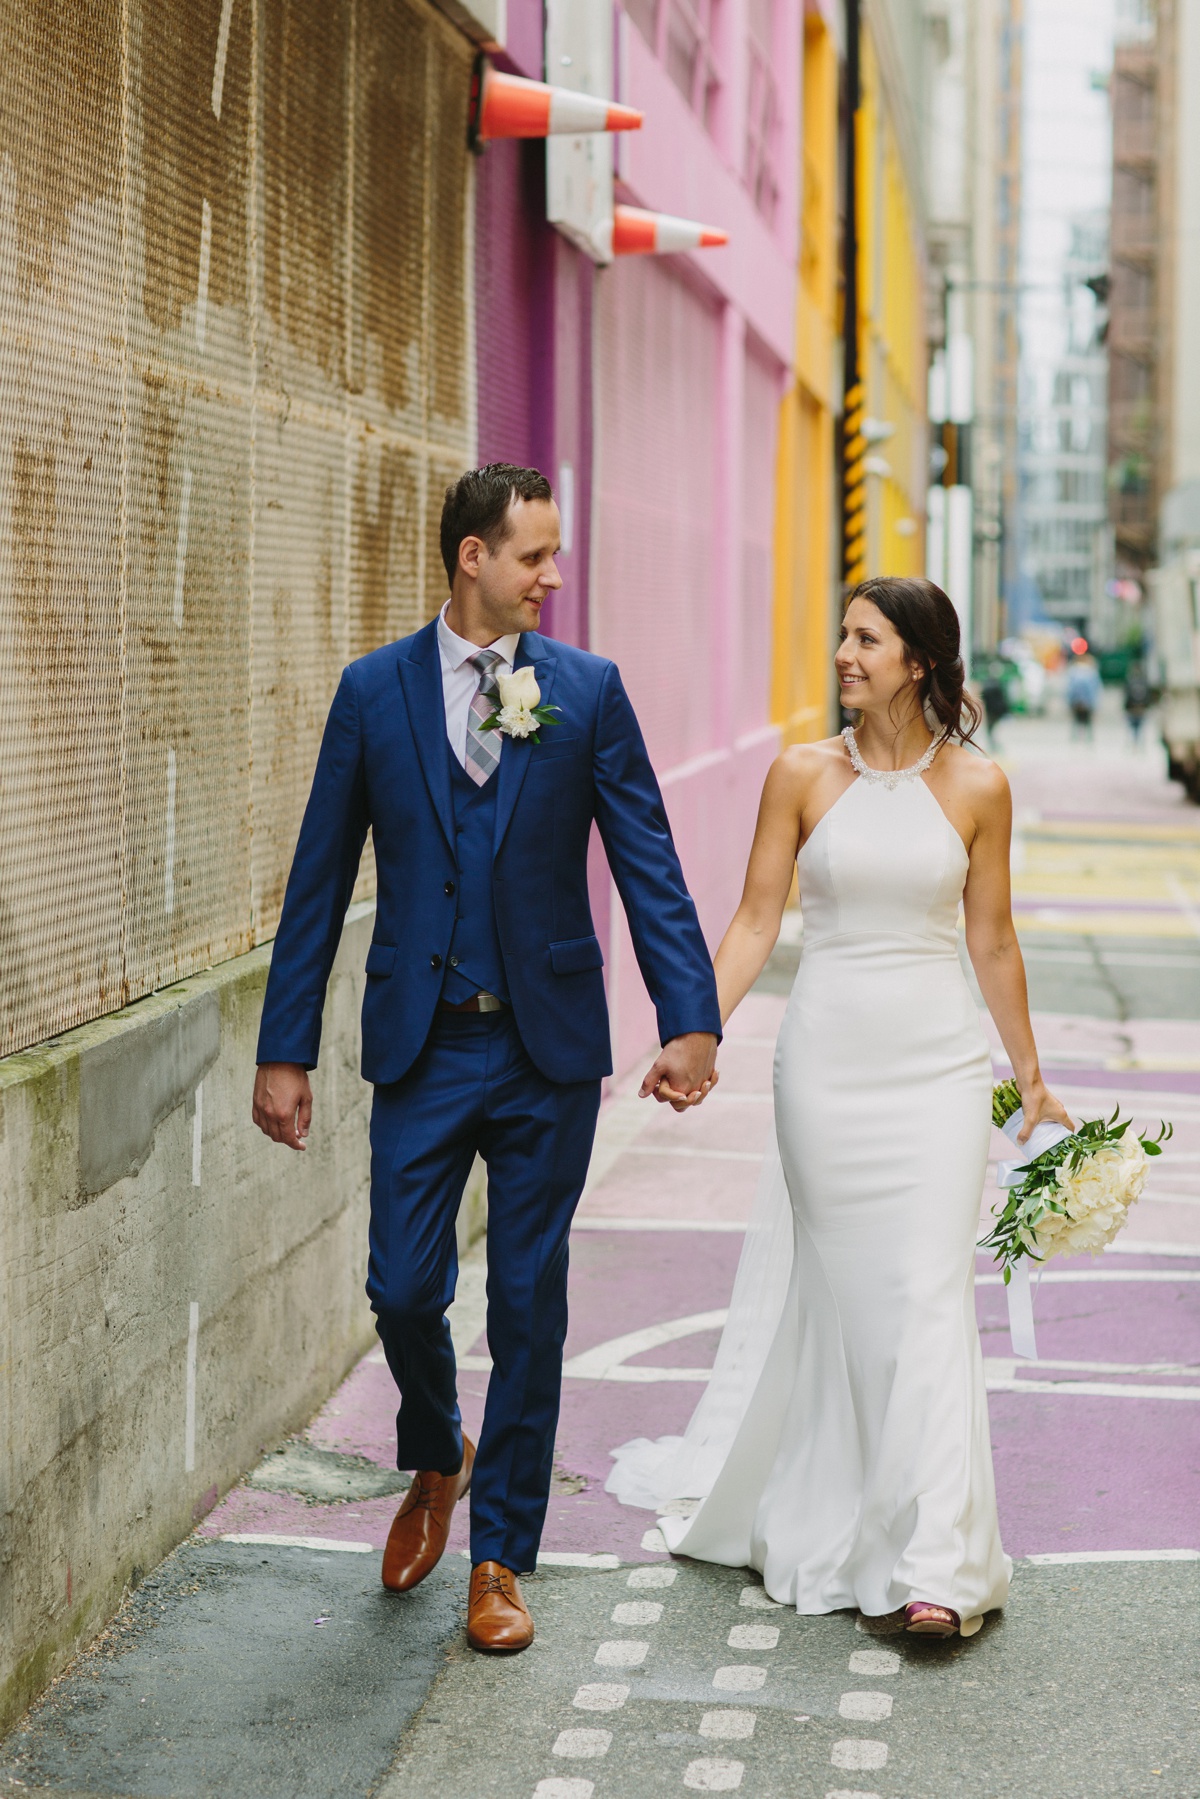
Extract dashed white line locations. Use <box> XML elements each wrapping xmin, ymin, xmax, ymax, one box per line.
<box><xmin>684</xmin><ymin>1759</ymin><xmax>744</xmax><ymax>1791</ymax></box>
<box><xmin>594</xmin><ymin>1640</ymin><xmax>648</xmax><ymax>1668</ymax></box>
<box><xmin>839</xmin><ymin>1692</ymin><xmax>893</xmax><ymax>1722</ymax></box>
<box><xmin>848</xmin><ymin>1650</ymin><xmax>900</xmax><ymax>1675</ymax></box>
<box><xmin>534</xmin><ymin>1780</ymin><xmax>594</xmax><ymax>1799</ymax></box>
<box><xmin>218</xmin><ymin>1533</ymin><xmax>372</xmax><ymax>1553</ymax></box>
<box><xmin>1027</xmin><ymin>1548</ymin><xmax>1199</xmax><ymax>1564</ymax></box>
<box><xmin>552</xmin><ymin>1730</ymin><xmax>611</xmax><ymax>1760</ymax></box>
<box><xmin>611</xmin><ymin>1601</ymin><xmax>662</xmax><ymax>1626</ymax></box>
<box><xmin>727</xmin><ymin>1624</ymin><xmax>779</xmax><ymax>1649</ymax></box>
<box><xmin>699</xmin><ymin>1711</ymin><xmax>755</xmax><ymax>1739</ymax></box>
<box><xmin>572</xmin><ymin>1684</ymin><xmax>628</xmax><ymax>1711</ymax></box>
<box><xmin>831</xmin><ymin>1740</ymin><xmax>889</xmax><ymax>1771</ymax></box>
<box><xmin>641</xmin><ymin>1527</ymin><xmax>668</xmax><ymax>1553</ymax></box>
<box><xmin>825</xmin><ymin>1790</ymin><xmax>882</xmax><ymax>1799</ymax></box>
<box><xmin>211</xmin><ymin>0</ymin><xmax>236</xmax><ymax>117</ymax></box>
<box><xmin>195</xmin><ymin>201</ymin><xmax>212</xmax><ymax>352</ymax></box>
<box><xmin>628</xmin><ymin>1565</ymin><xmax>677</xmax><ymax>1588</ymax></box>
<box><xmin>712</xmin><ymin>1666</ymin><xmax>767</xmax><ymax>1691</ymax></box>
<box><xmin>739</xmin><ymin>1584</ymin><xmax>783</xmax><ymax>1609</ymax></box>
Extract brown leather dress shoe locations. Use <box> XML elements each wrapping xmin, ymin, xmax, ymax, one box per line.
<box><xmin>381</xmin><ymin>1436</ymin><xmax>475</xmax><ymax>1593</ymax></box>
<box><xmin>466</xmin><ymin>1560</ymin><xmax>535</xmax><ymax>1652</ymax></box>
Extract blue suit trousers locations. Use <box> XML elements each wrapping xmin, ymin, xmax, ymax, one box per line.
<box><xmin>367</xmin><ymin>1007</ymin><xmax>601</xmax><ymax>1572</ymax></box>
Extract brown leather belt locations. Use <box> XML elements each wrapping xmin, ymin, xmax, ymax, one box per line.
<box><xmin>438</xmin><ymin>993</ymin><xmax>505</xmax><ymax>1014</ymax></box>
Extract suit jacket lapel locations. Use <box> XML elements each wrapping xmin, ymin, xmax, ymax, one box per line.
<box><xmin>397</xmin><ymin>621</ymin><xmax>455</xmax><ymax>855</ymax></box>
<box><xmin>493</xmin><ymin>635</ymin><xmax>557</xmax><ymax>854</ymax></box>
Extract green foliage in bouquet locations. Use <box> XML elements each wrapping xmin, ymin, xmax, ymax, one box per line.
<box><xmin>981</xmin><ymin>1088</ymin><xmax>1172</xmax><ymax>1282</ymax></box>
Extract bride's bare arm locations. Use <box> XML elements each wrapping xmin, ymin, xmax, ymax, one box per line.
<box><xmin>712</xmin><ymin>753</ymin><xmax>808</xmax><ymax>1024</ymax></box>
<box><xmin>960</xmin><ymin>759</ymin><xmax>1072</xmax><ymax>1141</ymax></box>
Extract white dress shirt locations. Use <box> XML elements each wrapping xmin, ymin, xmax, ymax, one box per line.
<box><xmin>436</xmin><ymin>599</ymin><xmax>521</xmax><ymax>770</ymax></box>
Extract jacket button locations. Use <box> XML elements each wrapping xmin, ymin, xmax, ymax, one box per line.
<box><xmin>448</xmin><ymin>955</ymin><xmax>459</xmax><ymax>967</ymax></box>
<box><xmin>444</xmin><ymin>880</ymin><xmax>456</xmax><ymax>895</ymax></box>
<box><xmin>430</xmin><ymin>954</ymin><xmax>442</xmax><ymax>969</ymax></box>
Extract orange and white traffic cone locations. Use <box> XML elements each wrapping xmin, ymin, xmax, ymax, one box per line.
<box><xmin>469</xmin><ymin>58</ymin><xmax>642</xmax><ymax>147</ymax></box>
<box><xmin>593</xmin><ymin>205</ymin><xmax>730</xmax><ymax>258</ymax></box>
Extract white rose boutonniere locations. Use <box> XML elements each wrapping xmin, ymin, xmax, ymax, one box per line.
<box><xmin>480</xmin><ymin>664</ymin><xmax>563</xmax><ymax>744</ymax></box>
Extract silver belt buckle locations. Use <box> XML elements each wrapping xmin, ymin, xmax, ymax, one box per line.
<box><xmin>475</xmin><ymin>991</ymin><xmax>503</xmax><ymax>1014</ymax></box>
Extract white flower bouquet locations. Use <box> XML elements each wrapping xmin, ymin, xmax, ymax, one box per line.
<box><xmin>479</xmin><ymin>666</ymin><xmax>562</xmax><ymax>742</ymax></box>
<box><xmin>980</xmin><ymin>1078</ymin><xmax>1171</xmax><ymax>1282</ymax></box>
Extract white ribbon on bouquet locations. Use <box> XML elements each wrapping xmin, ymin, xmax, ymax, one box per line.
<box><xmin>995</xmin><ymin>1108</ymin><xmax>1074</xmax><ymax>1360</ymax></box>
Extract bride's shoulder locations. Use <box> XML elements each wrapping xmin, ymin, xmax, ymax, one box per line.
<box><xmin>938</xmin><ymin>741</ymin><xmax>1011</xmax><ymax>810</ymax></box>
<box><xmin>768</xmin><ymin>736</ymin><xmax>847</xmax><ymax>798</ymax></box>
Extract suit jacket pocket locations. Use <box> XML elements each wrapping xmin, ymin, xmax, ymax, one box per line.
<box><xmin>365</xmin><ymin>942</ymin><xmax>397</xmax><ymax>977</ymax></box>
<box><xmin>533</xmin><ymin>733</ymin><xmax>583</xmax><ymax>762</ymax></box>
<box><xmin>549</xmin><ymin>934</ymin><xmax>604</xmax><ymax>975</ymax></box>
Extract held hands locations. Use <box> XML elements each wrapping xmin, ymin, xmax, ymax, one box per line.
<box><xmin>639</xmin><ymin>1032</ymin><xmax>720</xmax><ymax>1112</ymax></box>
<box><xmin>1014</xmin><ymin>1076</ymin><xmax>1074</xmax><ymax>1143</ymax></box>
<box><xmin>253</xmin><ymin>1062</ymin><xmax>313</xmax><ymax>1151</ymax></box>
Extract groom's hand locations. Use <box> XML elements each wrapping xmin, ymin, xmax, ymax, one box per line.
<box><xmin>253</xmin><ymin>1062</ymin><xmax>313</xmax><ymax>1150</ymax></box>
<box><xmin>639</xmin><ymin>1033</ymin><xmax>719</xmax><ymax>1110</ymax></box>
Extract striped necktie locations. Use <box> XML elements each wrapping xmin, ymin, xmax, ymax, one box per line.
<box><xmin>464</xmin><ymin>649</ymin><xmax>503</xmax><ymax>786</ymax></box>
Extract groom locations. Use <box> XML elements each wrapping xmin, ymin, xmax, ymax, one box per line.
<box><xmin>253</xmin><ymin>464</ymin><xmax>720</xmax><ymax>1652</ymax></box>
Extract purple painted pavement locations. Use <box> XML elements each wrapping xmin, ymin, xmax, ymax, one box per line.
<box><xmin>201</xmin><ymin>731</ymin><xmax>1200</xmax><ymax>1573</ymax></box>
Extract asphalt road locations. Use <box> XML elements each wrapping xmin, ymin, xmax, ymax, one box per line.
<box><xmin>4</xmin><ymin>703</ymin><xmax>1199</xmax><ymax>1799</ymax></box>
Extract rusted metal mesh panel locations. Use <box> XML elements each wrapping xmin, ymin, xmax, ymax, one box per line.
<box><xmin>0</xmin><ymin>0</ymin><xmax>472</xmax><ymax>1057</ymax></box>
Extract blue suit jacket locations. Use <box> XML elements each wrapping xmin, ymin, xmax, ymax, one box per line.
<box><xmin>257</xmin><ymin>619</ymin><xmax>722</xmax><ymax>1085</ymax></box>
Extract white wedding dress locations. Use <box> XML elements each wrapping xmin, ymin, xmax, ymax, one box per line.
<box><xmin>607</xmin><ymin>765</ymin><xmax>1011</xmax><ymax>1633</ymax></box>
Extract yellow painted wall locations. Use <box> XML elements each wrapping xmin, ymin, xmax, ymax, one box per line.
<box><xmin>858</xmin><ymin>28</ymin><xmax>927</xmax><ymax>578</ymax></box>
<box><xmin>772</xmin><ymin>12</ymin><xmax>839</xmax><ymax>745</ymax></box>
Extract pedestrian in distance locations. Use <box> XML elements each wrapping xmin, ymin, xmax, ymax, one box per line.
<box><xmin>609</xmin><ymin>576</ymin><xmax>1071</xmax><ymax>1638</ymax></box>
<box><xmin>1124</xmin><ymin>659</ymin><xmax>1151</xmax><ymax>744</ymax></box>
<box><xmin>1066</xmin><ymin>650</ymin><xmax>1101</xmax><ymax>739</ymax></box>
<box><xmin>979</xmin><ymin>660</ymin><xmax>1009</xmax><ymax>752</ymax></box>
<box><xmin>252</xmin><ymin>464</ymin><xmax>720</xmax><ymax>1654</ymax></box>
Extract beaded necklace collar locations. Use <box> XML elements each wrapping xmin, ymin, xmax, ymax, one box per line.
<box><xmin>842</xmin><ymin>724</ymin><xmax>946</xmax><ymax>792</ymax></box>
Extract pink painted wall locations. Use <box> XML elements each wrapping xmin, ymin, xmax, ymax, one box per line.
<box><xmin>591</xmin><ymin>3</ymin><xmax>801</xmax><ymax>1077</ymax></box>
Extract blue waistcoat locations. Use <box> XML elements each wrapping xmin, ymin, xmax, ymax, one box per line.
<box><xmin>441</xmin><ymin>750</ymin><xmax>509</xmax><ymax>1004</ymax></box>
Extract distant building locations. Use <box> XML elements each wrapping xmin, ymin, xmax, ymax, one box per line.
<box><xmin>1107</xmin><ymin>20</ymin><xmax>1160</xmax><ymax>579</ymax></box>
<box><xmin>1019</xmin><ymin>213</ymin><xmax>1111</xmax><ymax>634</ymax></box>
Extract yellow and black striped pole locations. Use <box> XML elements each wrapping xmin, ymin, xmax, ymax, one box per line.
<box><xmin>841</xmin><ymin>0</ymin><xmax>865</xmax><ymax>586</ymax></box>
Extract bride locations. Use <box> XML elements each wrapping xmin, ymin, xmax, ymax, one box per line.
<box><xmin>609</xmin><ymin>575</ymin><xmax>1071</xmax><ymax>1638</ymax></box>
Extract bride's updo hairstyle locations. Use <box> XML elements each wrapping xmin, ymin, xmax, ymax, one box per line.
<box><xmin>845</xmin><ymin>575</ymin><xmax>983</xmax><ymax>746</ymax></box>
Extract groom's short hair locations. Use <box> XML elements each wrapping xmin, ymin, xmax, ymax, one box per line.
<box><xmin>440</xmin><ymin>463</ymin><xmax>554</xmax><ymax>584</ymax></box>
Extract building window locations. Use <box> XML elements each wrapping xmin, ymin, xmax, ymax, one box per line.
<box><xmin>666</xmin><ymin>0</ymin><xmax>722</xmax><ymax>127</ymax></box>
<box><xmin>624</xmin><ymin>0</ymin><xmax>659</xmax><ymax>51</ymax></box>
<box><xmin>745</xmin><ymin>0</ymin><xmax>780</xmax><ymax>222</ymax></box>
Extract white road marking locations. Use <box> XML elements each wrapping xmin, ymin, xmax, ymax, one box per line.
<box><xmin>1026</xmin><ymin>1548</ymin><xmax>1199</xmax><ymax>1564</ymax></box>
<box><xmin>628</xmin><ymin>1566</ymin><xmax>676</xmax><ymax>1588</ymax></box>
<box><xmin>538</xmin><ymin>1553</ymin><xmax>621</xmax><ymax>1569</ymax></box>
<box><xmin>700</xmin><ymin>1711</ymin><xmax>755</xmax><ymax>1739</ymax></box>
<box><xmin>839</xmin><ymin>1693</ymin><xmax>893</xmax><ymax>1722</ymax></box>
<box><xmin>684</xmin><ymin>1760</ymin><xmax>744</xmax><ymax>1791</ymax></box>
<box><xmin>825</xmin><ymin>1790</ymin><xmax>882</xmax><ymax>1799</ymax></box>
<box><xmin>988</xmin><ymin>1377</ymin><xmax>1200</xmax><ymax>1400</ymax></box>
<box><xmin>848</xmin><ymin>1650</ymin><xmax>900</xmax><ymax>1675</ymax></box>
<box><xmin>739</xmin><ymin>1585</ymin><xmax>783</xmax><ymax>1608</ymax></box>
<box><xmin>594</xmin><ymin>1640</ymin><xmax>647</xmax><ymax>1667</ymax></box>
<box><xmin>185</xmin><ymin>1300</ymin><xmax>199</xmax><ymax>1471</ymax></box>
<box><xmin>712</xmin><ymin>1666</ymin><xmax>767</xmax><ymax>1691</ymax></box>
<box><xmin>218</xmin><ymin>1533</ymin><xmax>373</xmax><ymax>1552</ymax></box>
<box><xmin>196</xmin><ymin>201</ymin><xmax>212</xmax><ymax>352</ymax></box>
<box><xmin>562</xmin><ymin>1311</ymin><xmax>728</xmax><ymax>1381</ymax></box>
<box><xmin>173</xmin><ymin>467</ymin><xmax>192</xmax><ymax>627</ymax></box>
<box><xmin>977</xmin><ymin>1270</ymin><xmax>1200</xmax><ymax>1284</ymax></box>
<box><xmin>1100</xmin><ymin>1239</ymin><xmax>1200</xmax><ymax>1255</ymax></box>
<box><xmin>165</xmin><ymin>749</ymin><xmax>177</xmax><ymax>917</ymax></box>
<box><xmin>612</xmin><ymin>1601</ymin><xmax>662</xmax><ymax>1626</ymax></box>
<box><xmin>831</xmin><ymin>1741</ymin><xmax>888</xmax><ymax>1771</ymax></box>
<box><xmin>641</xmin><ymin>1527</ymin><xmax>668</xmax><ymax>1553</ymax></box>
<box><xmin>572</xmin><ymin>1685</ymin><xmax>628</xmax><ymax>1711</ymax></box>
<box><xmin>727</xmin><ymin>1624</ymin><xmax>779</xmax><ymax>1649</ymax></box>
<box><xmin>534</xmin><ymin>1781</ymin><xmax>594</xmax><ymax>1799</ymax></box>
<box><xmin>986</xmin><ymin>1356</ymin><xmax>1200</xmax><ymax>1378</ymax></box>
<box><xmin>552</xmin><ymin>1730</ymin><xmax>611</xmax><ymax>1759</ymax></box>
<box><xmin>191</xmin><ymin>1082</ymin><xmax>203</xmax><ymax>1187</ymax></box>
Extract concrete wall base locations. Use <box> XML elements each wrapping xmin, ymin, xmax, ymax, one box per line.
<box><xmin>0</xmin><ymin>903</ymin><xmax>486</xmax><ymax>1735</ymax></box>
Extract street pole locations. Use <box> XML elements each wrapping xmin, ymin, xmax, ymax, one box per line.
<box><xmin>841</xmin><ymin>0</ymin><xmax>866</xmax><ymax>586</ymax></box>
